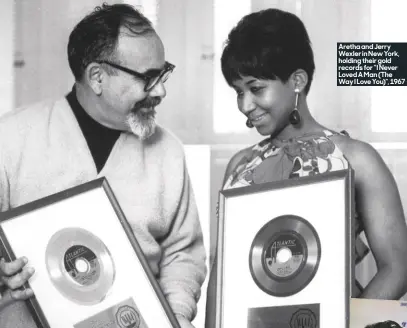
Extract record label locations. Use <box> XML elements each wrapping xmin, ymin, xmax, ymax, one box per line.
<box><xmin>64</xmin><ymin>245</ymin><xmax>100</xmax><ymax>286</ymax></box>
<box><xmin>264</xmin><ymin>232</ymin><xmax>305</xmax><ymax>278</ymax></box>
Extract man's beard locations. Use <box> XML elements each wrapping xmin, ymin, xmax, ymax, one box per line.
<box><xmin>126</xmin><ymin>97</ymin><xmax>161</xmax><ymax>140</ymax></box>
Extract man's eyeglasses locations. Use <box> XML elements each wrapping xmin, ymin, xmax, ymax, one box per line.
<box><xmin>98</xmin><ymin>60</ymin><xmax>175</xmax><ymax>92</ymax></box>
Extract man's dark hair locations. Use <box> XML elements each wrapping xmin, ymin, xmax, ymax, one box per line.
<box><xmin>221</xmin><ymin>8</ymin><xmax>315</xmax><ymax>94</ymax></box>
<box><xmin>67</xmin><ymin>3</ymin><xmax>154</xmax><ymax>81</ymax></box>
<box><xmin>365</xmin><ymin>320</ymin><xmax>403</xmax><ymax>328</ymax></box>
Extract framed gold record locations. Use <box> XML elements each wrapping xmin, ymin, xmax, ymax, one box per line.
<box><xmin>0</xmin><ymin>178</ymin><xmax>181</xmax><ymax>328</ymax></box>
<box><xmin>212</xmin><ymin>169</ymin><xmax>354</xmax><ymax>328</ymax></box>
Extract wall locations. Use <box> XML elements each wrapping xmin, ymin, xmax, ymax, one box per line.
<box><xmin>14</xmin><ymin>0</ymin><xmax>127</xmax><ymax>109</ymax></box>
<box><xmin>0</xmin><ymin>0</ymin><xmax>14</xmax><ymax>115</ymax></box>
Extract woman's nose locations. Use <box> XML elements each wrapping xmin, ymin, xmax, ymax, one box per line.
<box><xmin>239</xmin><ymin>93</ymin><xmax>256</xmax><ymax>115</ymax></box>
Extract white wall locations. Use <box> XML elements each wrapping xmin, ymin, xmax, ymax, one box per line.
<box><xmin>0</xmin><ymin>0</ymin><xmax>14</xmax><ymax>115</ymax></box>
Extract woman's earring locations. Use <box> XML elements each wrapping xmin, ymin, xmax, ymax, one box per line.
<box><xmin>289</xmin><ymin>88</ymin><xmax>301</xmax><ymax>125</ymax></box>
<box><xmin>246</xmin><ymin>119</ymin><xmax>254</xmax><ymax>128</ymax></box>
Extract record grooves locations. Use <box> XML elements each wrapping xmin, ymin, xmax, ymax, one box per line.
<box><xmin>45</xmin><ymin>228</ymin><xmax>116</xmax><ymax>305</ymax></box>
<box><xmin>249</xmin><ymin>215</ymin><xmax>321</xmax><ymax>297</ymax></box>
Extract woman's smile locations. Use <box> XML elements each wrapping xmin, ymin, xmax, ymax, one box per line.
<box><xmin>249</xmin><ymin>112</ymin><xmax>269</xmax><ymax>125</ymax></box>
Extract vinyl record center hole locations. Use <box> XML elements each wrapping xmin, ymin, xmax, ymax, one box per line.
<box><xmin>276</xmin><ymin>247</ymin><xmax>292</xmax><ymax>263</ymax></box>
<box><xmin>75</xmin><ymin>258</ymin><xmax>89</xmax><ymax>273</ymax></box>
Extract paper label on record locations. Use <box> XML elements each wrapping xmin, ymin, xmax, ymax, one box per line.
<box><xmin>74</xmin><ymin>297</ymin><xmax>149</xmax><ymax>328</ymax></box>
<box><xmin>64</xmin><ymin>245</ymin><xmax>100</xmax><ymax>286</ymax></box>
<box><xmin>264</xmin><ymin>232</ymin><xmax>305</xmax><ymax>278</ymax></box>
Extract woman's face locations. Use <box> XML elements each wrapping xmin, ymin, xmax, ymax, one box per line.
<box><xmin>231</xmin><ymin>75</ymin><xmax>295</xmax><ymax>137</ymax></box>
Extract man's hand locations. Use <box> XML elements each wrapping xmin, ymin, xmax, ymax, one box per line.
<box><xmin>0</xmin><ymin>257</ymin><xmax>34</xmax><ymax>310</ymax></box>
<box><xmin>175</xmin><ymin>314</ymin><xmax>195</xmax><ymax>328</ymax></box>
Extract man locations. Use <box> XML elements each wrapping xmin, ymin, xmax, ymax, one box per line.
<box><xmin>0</xmin><ymin>4</ymin><xmax>206</xmax><ymax>328</ymax></box>
<box><xmin>365</xmin><ymin>321</ymin><xmax>403</xmax><ymax>328</ymax></box>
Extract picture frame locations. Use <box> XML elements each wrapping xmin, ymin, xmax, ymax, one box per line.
<box><xmin>215</xmin><ymin>169</ymin><xmax>355</xmax><ymax>328</ymax></box>
<box><xmin>0</xmin><ymin>178</ymin><xmax>181</xmax><ymax>328</ymax></box>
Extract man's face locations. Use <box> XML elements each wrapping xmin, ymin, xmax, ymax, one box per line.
<box><xmin>100</xmin><ymin>31</ymin><xmax>167</xmax><ymax>139</ymax></box>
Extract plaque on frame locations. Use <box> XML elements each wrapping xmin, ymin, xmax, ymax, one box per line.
<box><xmin>0</xmin><ymin>178</ymin><xmax>181</xmax><ymax>328</ymax></box>
<box><xmin>215</xmin><ymin>169</ymin><xmax>354</xmax><ymax>328</ymax></box>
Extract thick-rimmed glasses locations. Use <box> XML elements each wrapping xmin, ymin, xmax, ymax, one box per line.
<box><xmin>98</xmin><ymin>60</ymin><xmax>175</xmax><ymax>92</ymax></box>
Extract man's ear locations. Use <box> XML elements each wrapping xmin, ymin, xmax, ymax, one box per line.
<box><xmin>290</xmin><ymin>69</ymin><xmax>308</xmax><ymax>93</ymax></box>
<box><xmin>84</xmin><ymin>63</ymin><xmax>104</xmax><ymax>95</ymax></box>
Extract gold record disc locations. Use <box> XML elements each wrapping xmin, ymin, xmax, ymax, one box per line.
<box><xmin>249</xmin><ymin>215</ymin><xmax>321</xmax><ymax>297</ymax></box>
<box><xmin>45</xmin><ymin>227</ymin><xmax>116</xmax><ymax>305</ymax></box>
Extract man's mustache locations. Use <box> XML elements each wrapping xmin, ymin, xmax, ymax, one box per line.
<box><xmin>134</xmin><ymin>96</ymin><xmax>161</xmax><ymax>110</ymax></box>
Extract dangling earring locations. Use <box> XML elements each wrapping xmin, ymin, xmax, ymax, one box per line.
<box><xmin>289</xmin><ymin>88</ymin><xmax>301</xmax><ymax>125</ymax></box>
<box><xmin>246</xmin><ymin>119</ymin><xmax>254</xmax><ymax>128</ymax></box>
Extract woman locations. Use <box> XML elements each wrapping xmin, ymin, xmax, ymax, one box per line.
<box><xmin>206</xmin><ymin>7</ymin><xmax>407</xmax><ymax>328</ymax></box>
